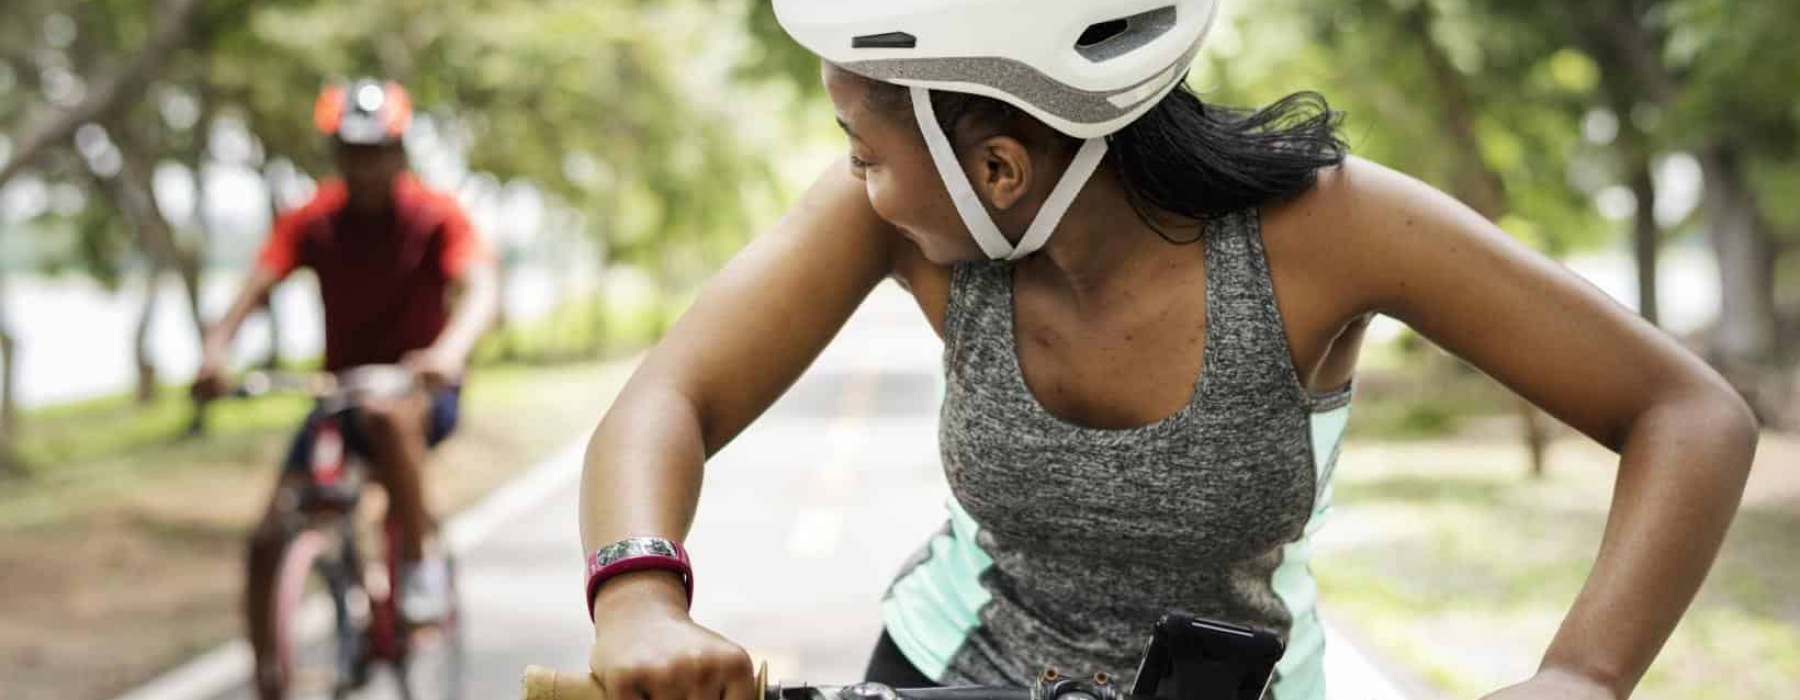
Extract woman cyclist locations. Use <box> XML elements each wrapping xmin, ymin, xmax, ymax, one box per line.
<box><xmin>576</xmin><ymin>2</ymin><xmax>1758</xmax><ymax>699</ymax></box>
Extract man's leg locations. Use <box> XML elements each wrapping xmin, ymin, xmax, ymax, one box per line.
<box><xmin>356</xmin><ymin>392</ymin><xmax>434</xmax><ymax>562</ymax></box>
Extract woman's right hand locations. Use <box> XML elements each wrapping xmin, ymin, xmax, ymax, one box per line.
<box><xmin>589</xmin><ymin>571</ymin><xmax>758</xmax><ymax>700</ymax></box>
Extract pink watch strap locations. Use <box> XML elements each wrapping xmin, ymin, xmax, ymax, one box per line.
<box><xmin>586</xmin><ymin>537</ymin><xmax>693</xmax><ymax>620</ymax></box>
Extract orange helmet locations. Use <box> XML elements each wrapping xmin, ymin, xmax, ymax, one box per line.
<box><xmin>313</xmin><ymin>79</ymin><xmax>412</xmax><ymax>145</ymax></box>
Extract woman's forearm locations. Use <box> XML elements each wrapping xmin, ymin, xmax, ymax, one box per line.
<box><xmin>579</xmin><ymin>380</ymin><xmax>711</xmax><ymax>557</ymax></box>
<box><xmin>1540</xmin><ymin>390</ymin><xmax>1758</xmax><ymax>696</ymax></box>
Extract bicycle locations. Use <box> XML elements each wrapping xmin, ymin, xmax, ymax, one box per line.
<box><xmin>521</xmin><ymin>663</ymin><xmax>1138</xmax><ymax>700</ymax></box>
<box><xmin>232</xmin><ymin>365</ymin><xmax>465</xmax><ymax>700</ymax></box>
<box><xmin>520</xmin><ymin>613</ymin><xmax>1278</xmax><ymax>700</ymax></box>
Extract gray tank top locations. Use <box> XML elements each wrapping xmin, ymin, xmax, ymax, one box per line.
<box><xmin>879</xmin><ymin>209</ymin><xmax>1353</xmax><ymax>700</ymax></box>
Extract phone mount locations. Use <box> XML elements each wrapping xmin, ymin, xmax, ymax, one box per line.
<box><xmin>1031</xmin><ymin>668</ymin><xmax>1119</xmax><ymax>700</ymax></box>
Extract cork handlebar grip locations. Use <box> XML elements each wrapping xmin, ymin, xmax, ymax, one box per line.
<box><xmin>521</xmin><ymin>666</ymin><xmax>606</xmax><ymax>700</ymax></box>
<box><xmin>522</xmin><ymin>662</ymin><xmax>769</xmax><ymax>700</ymax></box>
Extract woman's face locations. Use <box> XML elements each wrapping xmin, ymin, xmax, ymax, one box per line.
<box><xmin>823</xmin><ymin>63</ymin><xmax>991</xmax><ymax>264</ymax></box>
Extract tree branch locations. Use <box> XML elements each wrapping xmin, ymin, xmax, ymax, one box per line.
<box><xmin>1402</xmin><ymin>1</ymin><xmax>1510</xmax><ymax>220</ymax></box>
<box><xmin>0</xmin><ymin>0</ymin><xmax>206</xmax><ymax>188</ymax></box>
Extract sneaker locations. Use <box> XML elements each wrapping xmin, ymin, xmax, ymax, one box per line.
<box><xmin>399</xmin><ymin>556</ymin><xmax>452</xmax><ymax>625</ymax></box>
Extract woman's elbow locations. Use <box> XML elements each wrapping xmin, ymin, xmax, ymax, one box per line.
<box><xmin>1665</xmin><ymin>384</ymin><xmax>1761</xmax><ymax>475</ymax></box>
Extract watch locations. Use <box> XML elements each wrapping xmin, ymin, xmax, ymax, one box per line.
<box><xmin>586</xmin><ymin>536</ymin><xmax>693</xmax><ymax>619</ymax></box>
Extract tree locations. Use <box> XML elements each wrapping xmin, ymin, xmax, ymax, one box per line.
<box><xmin>0</xmin><ymin>259</ymin><xmax>18</xmax><ymax>476</ymax></box>
<box><xmin>1207</xmin><ymin>0</ymin><xmax>1610</xmax><ymax>475</ymax></box>
<box><xmin>7</xmin><ymin>0</ymin><xmax>805</xmax><ymax>399</ymax></box>
<box><xmin>0</xmin><ymin>0</ymin><xmax>208</xmax><ymax>190</ymax></box>
<box><xmin>1479</xmin><ymin>0</ymin><xmax>1800</xmax><ymax>420</ymax></box>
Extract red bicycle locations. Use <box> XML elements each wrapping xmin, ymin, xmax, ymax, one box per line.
<box><xmin>237</xmin><ymin>365</ymin><xmax>465</xmax><ymax>700</ymax></box>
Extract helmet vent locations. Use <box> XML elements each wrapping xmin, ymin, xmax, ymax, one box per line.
<box><xmin>1077</xmin><ymin>20</ymin><xmax>1130</xmax><ymax>47</ymax></box>
<box><xmin>1075</xmin><ymin>6</ymin><xmax>1178</xmax><ymax>62</ymax></box>
<box><xmin>852</xmin><ymin>32</ymin><xmax>917</xmax><ymax>49</ymax></box>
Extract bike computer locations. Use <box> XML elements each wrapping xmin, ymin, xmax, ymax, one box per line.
<box><xmin>1130</xmin><ymin>613</ymin><xmax>1284</xmax><ymax>700</ymax></box>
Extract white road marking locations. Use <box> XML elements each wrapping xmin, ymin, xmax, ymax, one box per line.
<box><xmin>786</xmin><ymin>507</ymin><xmax>847</xmax><ymax>560</ymax></box>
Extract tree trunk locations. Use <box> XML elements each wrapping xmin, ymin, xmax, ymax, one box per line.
<box><xmin>1630</xmin><ymin>154</ymin><xmax>1660</xmax><ymax>327</ymax></box>
<box><xmin>0</xmin><ymin>264</ymin><xmax>19</xmax><ymax>476</ymax></box>
<box><xmin>90</xmin><ymin>119</ymin><xmax>211</xmax><ymax>432</ymax></box>
<box><xmin>1401</xmin><ymin>1</ymin><xmax>1550</xmax><ymax>476</ymax></box>
<box><xmin>1697</xmin><ymin>142</ymin><xmax>1777</xmax><ymax>365</ymax></box>
<box><xmin>495</xmin><ymin>257</ymin><xmax>517</xmax><ymax>363</ymax></box>
<box><xmin>105</xmin><ymin>118</ymin><xmax>208</xmax><ymax>343</ymax></box>
<box><xmin>134</xmin><ymin>266</ymin><xmax>163</xmax><ymax>404</ymax></box>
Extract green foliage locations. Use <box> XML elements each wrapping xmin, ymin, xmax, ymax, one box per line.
<box><xmin>470</xmin><ymin>290</ymin><xmax>680</xmax><ymax>365</ymax></box>
<box><xmin>3</xmin><ymin>0</ymin><xmax>803</xmax><ymax>308</ymax></box>
<box><xmin>1204</xmin><ymin>0</ymin><xmax>1609</xmax><ymax>256</ymax></box>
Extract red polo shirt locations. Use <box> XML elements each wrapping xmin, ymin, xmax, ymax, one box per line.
<box><xmin>257</xmin><ymin>175</ymin><xmax>493</xmax><ymax>371</ymax></box>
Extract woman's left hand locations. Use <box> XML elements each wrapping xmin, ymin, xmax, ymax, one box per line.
<box><xmin>1479</xmin><ymin>670</ymin><xmax>1619</xmax><ymax>700</ymax></box>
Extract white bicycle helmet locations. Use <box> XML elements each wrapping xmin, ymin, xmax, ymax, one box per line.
<box><xmin>775</xmin><ymin>0</ymin><xmax>1221</xmax><ymax>259</ymax></box>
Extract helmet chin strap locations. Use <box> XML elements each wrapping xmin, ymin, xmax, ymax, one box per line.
<box><xmin>911</xmin><ymin>86</ymin><xmax>1109</xmax><ymax>261</ymax></box>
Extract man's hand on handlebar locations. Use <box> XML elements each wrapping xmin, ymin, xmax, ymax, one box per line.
<box><xmin>191</xmin><ymin>354</ymin><xmax>231</xmax><ymax>401</ymax></box>
<box><xmin>402</xmin><ymin>345</ymin><xmax>463</xmax><ymax>393</ymax></box>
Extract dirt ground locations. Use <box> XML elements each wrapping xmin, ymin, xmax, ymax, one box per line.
<box><xmin>0</xmin><ymin>361</ymin><xmax>631</xmax><ymax>700</ymax></box>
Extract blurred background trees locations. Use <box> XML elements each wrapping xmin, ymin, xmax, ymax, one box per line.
<box><xmin>1</xmin><ymin>0</ymin><xmax>1797</xmax><ymax>468</ymax></box>
<box><xmin>0</xmin><ymin>0</ymin><xmax>803</xmax><ymax>458</ymax></box>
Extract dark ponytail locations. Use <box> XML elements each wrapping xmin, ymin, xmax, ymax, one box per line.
<box><xmin>871</xmin><ymin>78</ymin><xmax>1348</xmax><ymax>243</ymax></box>
<box><xmin>1105</xmin><ymin>84</ymin><xmax>1347</xmax><ymax>240</ymax></box>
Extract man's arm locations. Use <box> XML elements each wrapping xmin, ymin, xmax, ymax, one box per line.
<box><xmin>197</xmin><ymin>206</ymin><xmax>306</xmax><ymax>391</ymax></box>
<box><xmin>194</xmin><ymin>262</ymin><xmax>293</xmax><ymax>398</ymax></box>
<box><xmin>429</xmin><ymin>259</ymin><xmax>500</xmax><ymax>366</ymax></box>
<box><xmin>407</xmin><ymin>203</ymin><xmax>500</xmax><ymax>385</ymax></box>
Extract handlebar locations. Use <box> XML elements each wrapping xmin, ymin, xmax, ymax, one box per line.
<box><xmin>232</xmin><ymin>365</ymin><xmax>418</xmax><ymax>411</ymax></box>
<box><xmin>521</xmin><ymin>665</ymin><xmax>1145</xmax><ymax>700</ymax></box>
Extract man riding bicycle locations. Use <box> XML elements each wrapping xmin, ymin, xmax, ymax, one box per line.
<box><xmin>193</xmin><ymin>78</ymin><xmax>499</xmax><ymax>694</ymax></box>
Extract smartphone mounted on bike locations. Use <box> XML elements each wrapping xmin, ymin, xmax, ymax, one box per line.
<box><xmin>1129</xmin><ymin>613</ymin><xmax>1284</xmax><ymax>700</ymax></box>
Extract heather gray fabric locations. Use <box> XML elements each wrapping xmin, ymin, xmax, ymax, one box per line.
<box><xmin>880</xmin><ymin>209</ymin><xmax>1353</xmax><ymax>699</ymax></box>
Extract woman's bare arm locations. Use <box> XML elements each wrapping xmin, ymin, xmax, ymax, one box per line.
<box><xmin>1311</xmin><ymin>158</ymin><xmax>1758</xmax><ymax>698</ymax></box>
<box><xmin>579</xmin><ymin>162</ymin><xmax>903</xmax><ymax>594</ymax></box>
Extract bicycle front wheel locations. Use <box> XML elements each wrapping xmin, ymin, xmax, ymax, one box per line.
<box><xmin>271</xmin><ymin>528</ymin><xmax>362</xmax><ymax>700</ymax></box>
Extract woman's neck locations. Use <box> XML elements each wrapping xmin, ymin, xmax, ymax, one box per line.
<box><xmin>1018</xmin><ymin>168</ymin><xmax>1200</xmax><ymax>312</ymax></box>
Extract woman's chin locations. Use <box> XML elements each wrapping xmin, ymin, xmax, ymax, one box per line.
<box><xmin>893</xmin><ymin>225</ymin><xmax>985</xmax><ymax>266</ymax></box>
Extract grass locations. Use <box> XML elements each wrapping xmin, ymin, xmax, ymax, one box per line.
<box><xmin>1316</xmin><ymin>436</ymin><xmax>1800</xmax><ymax>699</ymax></box>
<box><xmin>471</xmin><ymin>291</ymin><xmax>686</xmax><ymax>365</ymax></box>
<box><xmin>3</xmin><ymin>290</ymin><xmax>684</xmax><ymax>477</ymax></box>
<box><xmin>9</xmin><ymin>389</ymin><xmax>313</xmax><ymax>479</ymax></box>
<box><xmin>1339</xmin><ymin>332</ymin><xmax>1527</xmax><ymax>442</ymax></box>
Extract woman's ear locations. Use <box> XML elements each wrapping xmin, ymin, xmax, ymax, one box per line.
<box><xmin>969</xmin><ymin>136</ymin><xmax>1033</xmax><ymax>212</ymax></box>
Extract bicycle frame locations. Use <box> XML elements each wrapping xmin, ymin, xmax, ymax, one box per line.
<box><xmin>249</xmin><ymin>364</ymin><xmax>461</xmax><ymax>700</ymax></box>
<box><xmin>271</xmin><ymin>407</ymin><xmax>417</xmax><ymax>691</ymax></box>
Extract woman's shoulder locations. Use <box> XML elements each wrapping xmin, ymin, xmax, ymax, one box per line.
<box><xmin>1261</xmin><ymin>157</ymin><xmax>1465</xmax><ymax>263</ymax></box>
<box><xmin>1257</xmin><ymin>157</ymin><xmax>1468</xmax><ymax>314</ymax></box>
<box><xmin>1261</xmin><ymin>156</ymin><xmax>1423</xmax><ymax>234</ymax></box>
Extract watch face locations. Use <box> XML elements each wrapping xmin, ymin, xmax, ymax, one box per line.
<box><xmin>597</xmin><ymin>537</ymin><xmax>680</xmax><ymax>566</ymax></box>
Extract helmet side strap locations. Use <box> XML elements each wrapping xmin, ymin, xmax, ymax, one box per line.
<box><xmin>910</xmin><ymin>86</ymin><xmax>1110</xmax><ymax>261</ymax></box>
